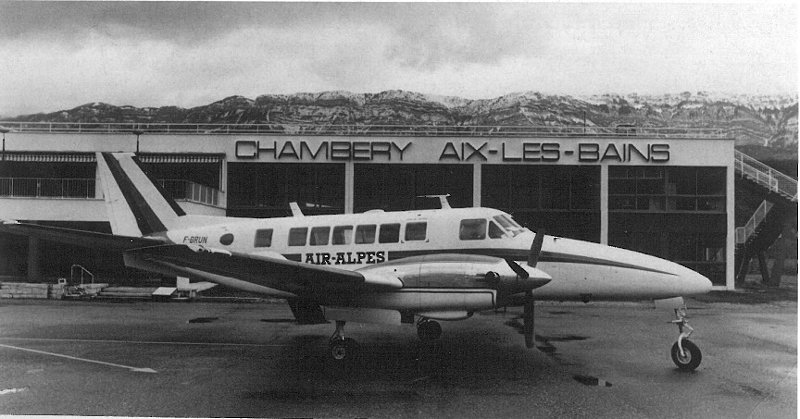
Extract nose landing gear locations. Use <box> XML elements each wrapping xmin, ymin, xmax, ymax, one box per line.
<box><xmin>669</xmin><ymin>306</ymin><xmax>702</xmax><ymax>371</ymax></box>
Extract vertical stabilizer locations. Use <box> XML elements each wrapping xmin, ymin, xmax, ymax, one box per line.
<box><xmin>96</xmin><ymin>152</ymin><xmax>185</xmax><ymax>237</ymax></box>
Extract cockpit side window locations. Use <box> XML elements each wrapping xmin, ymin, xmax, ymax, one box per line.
<box><xmin>488</xmin><ymin>221</ymin><xmax>505</xmax><ymax>239</ymax></box>
<box><xmin>459</xmin><ymin>219</ymin><xmax>487</xmax><ymax>240</ymax></box>
<box><xmin>493</xmin><ymin>215</ymin><xmax>524</xmax><ymax>237</ymax></box>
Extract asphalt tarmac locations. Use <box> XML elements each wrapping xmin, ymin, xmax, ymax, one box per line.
<box><xmin>0</xmin><ymin>297</ymin><xmax>795</xmax><ymax>418</ymax></box>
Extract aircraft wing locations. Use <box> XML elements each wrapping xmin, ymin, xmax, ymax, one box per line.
<box><xmin>125</xmin><ymin>244</ymin><xmax>403</xmax><ymax>299</ymax></box>
<box><xmin>0</xmin><ymin>220</ymin><xmax>163</xmax><ymax>251</ymax></box>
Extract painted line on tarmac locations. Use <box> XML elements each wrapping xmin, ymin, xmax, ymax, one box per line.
<box><xmin>0</xmin><ymin>337</ymin><xmax>289</xmax><ymax>347</ymax></box>
<box><xmin>0</xmin><ymin>343</ymin><xmax>157</xmax><ymax>373</ymax></box>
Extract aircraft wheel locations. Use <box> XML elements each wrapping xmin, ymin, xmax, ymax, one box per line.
<box><xmin>417</xmin><ymin>320</ymin><xmax>442</xmax><ymax>342</ymax></box>
<box><xmin>671</xmin><ymin>339</ymin><xmax>702</xmax><ymax>371</ymax></box>
<box><xmin>329</xmin><ymin>338</ymin><xmax>359</xmax><ymax>362</ymax></box>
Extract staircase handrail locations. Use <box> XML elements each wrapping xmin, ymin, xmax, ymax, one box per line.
<box><xmin>734</xmin><ymin>151</ymin><xmax>798</xmax><ymax>201</ymax></box>
<box><xmin>70</xmin><ymin>264</ymin><xmax>95</xmax><ymax>285</ymax></box>
<box><xmin>735</xmin><ymin>200</ymin><xmax>775</xmax><ymax>244</ymax></box>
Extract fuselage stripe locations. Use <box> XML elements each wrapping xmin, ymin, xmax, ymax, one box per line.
<box><xmin>382</xmin><ymin>248</ymin><xmax>675</xmax><ymax>276</ymax></box>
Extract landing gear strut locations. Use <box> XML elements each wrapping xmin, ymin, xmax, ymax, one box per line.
<box><xmin>669</xmin><ymin>306</ymin><xmax>702</xmax><ymax>371</ymax></box>
<box><xmin>328</xmin><ymin>320</ymin><xmax>358</xmax><ymax>363</ymax></box>
<box><xmin>417</xmin><ymin>319</ymin><xmax>442</xmax><ymax>342</ymax></box>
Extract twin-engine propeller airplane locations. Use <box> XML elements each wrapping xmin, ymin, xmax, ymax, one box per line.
<box><xmin>0</xmin><ymin>152</ymin><xmax>712</xmax><ymax>370</ymax></box>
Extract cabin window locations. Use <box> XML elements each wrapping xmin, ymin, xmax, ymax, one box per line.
<box><xmin>254</xmin><ymin>229</ymin><xmax>273</xmax><ymax>247</ymax></box>
<box><xmin>405</xmin><ymin>222</ymin><xmax>427</xmax><ymax>241</ymax></box>
<box><xmin>355</xmin><ymin>225</ymin><xmax>376</xmax><ymax>244</ymax></box>
<box><xmin>310</xmin><ymin>227</ymin><xmax>330</xmax><ymax>246</ymax></box>
<box><xmin>379</xmin><ymin>223</ymin><xmax>401</xmax><ymax>243</ymax></box>
<box><xmin>459</xmin><ymin>219</ymin><xmax>487</xmax><ymax>240</ymax></box>
<box><xmin>332</xmin><ymin>226</ymin><xmax>354</xmax><ymax>245</ymax></box>
<box><xmin>288</xmin><ymin>227</ymin><xmax>308</xmax><ymax>246</ymax></box>
<box><xmin>219</xmin><ymin>233</ymin><xmax>234</xmax><ymax>246</ymax></box>
<box><xmin>488</xmin><ymin>222</ymin><xmax>505</xmax><ymax>239</ymax></box>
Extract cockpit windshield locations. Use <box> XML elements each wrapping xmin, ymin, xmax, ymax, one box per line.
<box><xmin>493</xmin><ymin>214</ymin><xmax>526</xmax><ymax>237</ymax></box>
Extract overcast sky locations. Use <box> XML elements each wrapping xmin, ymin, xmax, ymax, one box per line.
<box><xmin>0</xmin><ymin>2</ymin><xmax>796</xmax><ymax>117</ymax></box>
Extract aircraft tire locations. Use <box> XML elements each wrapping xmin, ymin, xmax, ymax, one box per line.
<box><xmin>671</xmin><ymin>339</ymin><xmax>702</xmax><ymax>371</ymax></box>
<box><xmin>329</xmin><ymin>338</ymin><xmax>359</xmax><ymax>363</ymax></box>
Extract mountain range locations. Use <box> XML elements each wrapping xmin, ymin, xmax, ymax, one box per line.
<box><xmin>7</xmin><ymin>90</ymin><xmax>798</xmax><ymax>162</ymax></box>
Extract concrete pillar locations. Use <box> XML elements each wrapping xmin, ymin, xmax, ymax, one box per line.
<box><xmin>344</xmin><ymin>162</ymin><xmax>354</xmax><ymax>214</ymax></box>
<box><xmin>95</xmin><ymin>162</ymin><xmax>103</xmax><ymax>199</ymax></box>
<box><xmin>472</xmin><ymin>163</ymin><xmax>482</xmax><ymax>207</ymax></box>
<box><xmin>218</xmin><ymin>158</ymin><xmax>228</xmax><ymax>210</ymax></box>
<box><xmin>27</xmin><ymin>236</ymin><xmax>42</xmax><ymax>282</ymax></box>
<box><xmin>600</xmin><ymin>165</ymin><xmax>609</xmax><ymax>245</ymax></box>
<box><xmin>725</xmin><ymin>162</ymin><xmax>735</xmax><ymax>289</ymax></box>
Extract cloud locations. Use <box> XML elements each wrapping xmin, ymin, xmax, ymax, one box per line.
<box><xmin>0</xmin><ymin>2</ymin><xmax>795</xmax><ymax>116</ymax></box>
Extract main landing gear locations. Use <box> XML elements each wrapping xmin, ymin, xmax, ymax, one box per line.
<box><xmin>327</xmin><ymin>319</ymin><xmax>444</xmax><ymax>363</ymax></box>
<box><xmin>328</xmin><ymin>320</ymin><xmax>358</xmax><ymax>363</ymax></box>
<box><xmin>669</xmin><ymin>306</ymin><xmax>702</xmax><ymax>371</ymax></box>
<box><xmin>417</xmin><ymin>319</ymin><xmax>442</xmax><ymax>342</ymax></box>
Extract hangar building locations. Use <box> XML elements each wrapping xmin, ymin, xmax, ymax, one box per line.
<box><xmin>0</xmin><ymin>123</ymin><xmax>796</xmax><ymax>290</ymax></box>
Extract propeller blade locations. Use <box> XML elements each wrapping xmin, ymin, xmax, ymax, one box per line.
<box><xmin>527</xmin><ymin>229</ymin><xmax>545</xmax><ymax>268</ymax></box>
<box><xmin>523</xmin><ymin>291</ymin><xmax>534</xmax><ymax>348</ymax></box>
<box><xmin>505</xmin><ymin>258</ymin><xmax>529</xmax><ymax>279</ymax></box>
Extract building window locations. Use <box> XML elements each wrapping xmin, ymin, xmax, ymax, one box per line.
<box><xmin>405</xmin><ymin>222</ymin><xmax>427</xmax><ymax>241</ymax></box>
<box><xmin>288</xmin><ymin>228</ymin><xmax>308</xmax><ymax>246</ymax></box>
<box><xmin>354</xmin><ymin>164</ymin><xmax>473</xmax><ymax>212</ymax></box>
<box><xmin>228</xmin><ymin>163</ymin><xmax>345</xmax><ymax>218</ymax></box>
<box><xmin>254</xmin><ymin>229</ymin><xmax>273</xmax><ymax>247</ymax></box>
<box><xmin>481</xmin><ymin>165</ymin><xmax>600</xmax><ymax>242</ymax></box>
<box><xmin>608</xmin><ymin>213</ymin><xmax>727</xmax><ymax>286</ymax></box>
<box><xmin>609</xmin><ymin>167</ymin><xmax>725</xmax><ymax>213</ymax></box>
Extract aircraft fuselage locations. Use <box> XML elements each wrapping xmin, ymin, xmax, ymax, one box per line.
<box><xmin>158</xmin><ymin>207</ymin><xmax>712</xmax><ymax>313</ymax></box>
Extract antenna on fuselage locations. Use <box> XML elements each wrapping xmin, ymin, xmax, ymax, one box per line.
<box><xmin>289</xmin><ymin>202</ymin><xmax>304</xmax><ymax>217</ymax></box>
<box><xmin>418</xmin><ymin>194</ymin><xmax>451</xmax><ymax>209</ymax></box>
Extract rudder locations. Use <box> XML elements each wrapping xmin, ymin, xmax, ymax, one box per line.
<box><xmin>96</xmin><ymin>152</ymin><xmax>184</xmax><ymax>237</ymax></box>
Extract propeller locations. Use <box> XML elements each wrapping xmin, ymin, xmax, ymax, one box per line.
<box><xmin>528</xmin><ymin>229</ymin><xmax>545</xmax><ymax>268</ymax></box>
<box><xmin>523</xmin><ymin>229</ymin><xmax>545</xmax><ymax>349</ymax></box>
<box><xmin>524</xmin><ymin>293</ymin><xmax>534</xmax><ymax>348</ymax></box>
<box><xmin>491</xmin><ymin>229</ymin><xmax>545</xmax><ymax>349</ymax></box>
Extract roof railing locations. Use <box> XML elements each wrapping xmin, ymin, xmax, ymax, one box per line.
<box><xmin>0</xmin><ymin>121</ymin><xmax>730</xmax><ymax>138</ymax></box>
<box><xmin>158</xmin><ymin>179</ymin><xmax>220</xmax><ymax>207</ymax></box>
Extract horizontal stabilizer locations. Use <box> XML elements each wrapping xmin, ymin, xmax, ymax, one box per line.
<box><xmin>0</xmin><ymin>220</ymin><xmax>163</xmax><ymax>251</ymax></box>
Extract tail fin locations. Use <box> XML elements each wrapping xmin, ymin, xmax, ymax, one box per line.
<box><xmin>96</xmin><ymin>152</ymin><xmax>185</xmax><ymax>237</ymax></box>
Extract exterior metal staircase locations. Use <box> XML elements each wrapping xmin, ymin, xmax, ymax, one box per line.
<box><xmin>734</xmin><ymin>151</ymin><xmax>798</xmax><ymax>284</ymax></box>
<box><xmin>734</xmin><ymin>151</ymin><xmax>797</xmax><ymax>202</ymax></box>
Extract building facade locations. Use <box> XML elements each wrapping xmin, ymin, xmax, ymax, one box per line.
<box><xmin>0</xmin><ymin>124</ymin><xmax>736</xmax><ymax>289</ymax></box>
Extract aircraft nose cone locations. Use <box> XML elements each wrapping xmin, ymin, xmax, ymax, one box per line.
<box><xmin>680</xmin><ymin>267</ymin><xmax>713</xmax><ymax>295</ymax></box>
